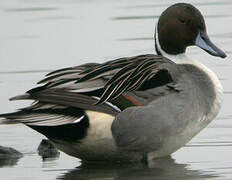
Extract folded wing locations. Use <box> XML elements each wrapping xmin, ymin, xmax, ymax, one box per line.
<box><xmin>1</xmin><ymin>54</ymin><xmax>179</xmax><ymax>131</ymax></box>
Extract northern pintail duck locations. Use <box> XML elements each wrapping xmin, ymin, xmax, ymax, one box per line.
<box><xmin>0</xmin><ymin>3</ymin><xmax>226</xmax><ymax>162</ymax></box>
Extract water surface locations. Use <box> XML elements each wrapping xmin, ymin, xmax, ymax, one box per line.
<box><xmin>1</xmin><ymin>0</ymin><xmax>232</xmax><ymax>179</ymax></box>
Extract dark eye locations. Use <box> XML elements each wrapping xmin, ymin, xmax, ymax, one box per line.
<box><xmin>179</xmin><ymin>18</ymin><xmax>186</xmax><ymax>24</ymax></box>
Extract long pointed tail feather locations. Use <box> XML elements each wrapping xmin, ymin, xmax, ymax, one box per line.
<box><xmin>0</xmin><ymin>113</ymin><xmax>19</xmax><ymax>124</ymax></box>
<box><xmin>9</xmin><ymin>93</ymin><xmax>31</xmax><ymax>101</ymax></box>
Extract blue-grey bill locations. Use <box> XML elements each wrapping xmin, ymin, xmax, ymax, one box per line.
<box><xmin>195</xmin><ymin>31</ymin><xmax>226</xmax><ymax>58</ymax></box>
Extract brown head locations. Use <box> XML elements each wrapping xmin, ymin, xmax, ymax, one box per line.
<box><xmin>156</xmin><ymin>3</ymin><xmax>226</xmax><ymax>58</ymax></box>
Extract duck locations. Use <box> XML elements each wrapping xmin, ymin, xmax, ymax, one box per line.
<box><xmin>0</xmin><ymin>3</ymin><xmax>227</xmax><ymax>162</ymax></box>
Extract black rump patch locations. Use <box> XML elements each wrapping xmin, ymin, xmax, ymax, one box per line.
<box><xmin>28</xmin><ymin>108</ymin><xmax>89</xmax><ymax>142</ymax></box>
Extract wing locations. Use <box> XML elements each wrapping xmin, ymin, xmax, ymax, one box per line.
<box><xmin>27</xmin><ymin>54</ymin><xmax>175</xmax><ymax>105</ymax></box>
<box><xmin>3</xmin><ymin>54</ymin><xmax>180</xmax><ymax>129</ymax></box>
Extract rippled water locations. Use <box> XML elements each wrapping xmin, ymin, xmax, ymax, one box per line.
<box><xmin>0</xmin><ymin>0</ymin><xmax>232</xmax><ymax>179</ymax></box>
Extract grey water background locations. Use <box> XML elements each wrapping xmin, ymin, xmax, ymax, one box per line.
<box><xmin>0</xmin><ymin>0</ymin><xmax>232</xmax><ymax>179</ymax></box>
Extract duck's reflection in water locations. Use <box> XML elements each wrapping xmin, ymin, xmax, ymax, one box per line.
<box><xmin>57</xmin><ymin>157</ymin><xmax>218</xmax><ymax>180</ymax></box>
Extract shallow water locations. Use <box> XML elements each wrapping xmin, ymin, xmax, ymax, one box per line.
<box><xmin>0</xmin><ymin>0</ymin><xmax>232</xmax><ymax>179</ymax></box>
